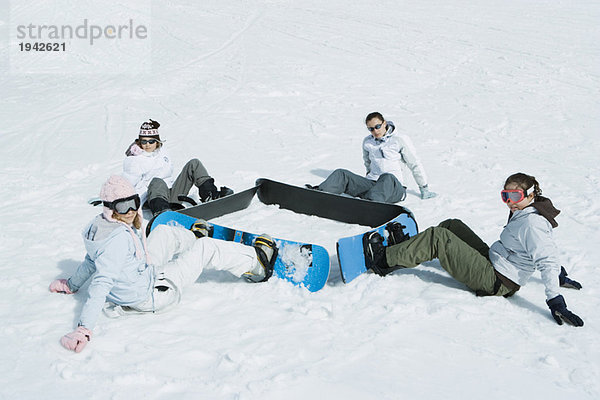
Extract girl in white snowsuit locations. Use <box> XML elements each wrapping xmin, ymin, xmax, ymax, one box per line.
<box><xmin>122</xmin><ymin>119</ymin><xmax>232</xmax><ymax>216</ymax></box>
<box><xmin>308</xmin><ymin>112</ymin><xmax>436</xmax><ymax>202</ymax></box>
<box><xmin>364</xmin><ymin>173</ymin><xmax>584</xmax><ymax>326</ymax></box>
<box><xmin>50</xmin><ymin>175</ymin><xmax>274</xmax><ymax>353</ymax></box>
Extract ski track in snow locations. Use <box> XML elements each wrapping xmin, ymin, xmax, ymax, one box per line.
<box><xmin>1</xmin><ymin>1</ymin><xmax>600</xmax><ymax>399</ymax></box>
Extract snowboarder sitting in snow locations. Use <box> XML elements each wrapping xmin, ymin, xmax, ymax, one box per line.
<box><xmin>122</xmin><ymin>119</ymin><xmax>233</xmax><ymax>217</ymax></box>
<box><xmin>364</xmin><ymin>172</ymin><xmax>584</xmax><ymax>326</ymax></box>
<box><xmin>306</xmin><ymin>111</ymin><xmax>437</xmax><ymax>202</ymax></box>
<box><xmin>49</xmin><ymin>175</ymin><xmax>277</xmax><ymax>353</ymax></box>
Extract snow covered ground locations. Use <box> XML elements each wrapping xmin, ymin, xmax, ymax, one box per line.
<box><xmin>1</xmin><ymin>0</ymin><xmax>599</xmax><ymax>398</ymax></box>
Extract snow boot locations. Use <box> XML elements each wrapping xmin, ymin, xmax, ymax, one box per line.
<box><xmin>386</xmin><ymin>222</ymin><xmax>410</xmax><ymax>246</ymax></box>
<box><xmin>149</xmin><ymin>198</ymin><xmax>171</xmax><ymax>217</ymax></box>
<box><xmin>362</xmin><ymin>231</ymin><xmax>397</xmax><ymax>276</ymax></box>
<box><xmin>243</xmin><ymin>234</ymin><xmax>278</xmax><ymax>283</ymax></box>
<box><xmin>190</xmin><ymin>219</ymin><xmax>212</xmax><ymax>238</ymax></box>
<box><xmin>198</xmin><ymin>179</ymin><xmax>234</xmax><ymax>202</ymax></box>
<box><xmin>198</xmin><ymin>178</ymin><xmax>219</xmax><ymax>203</ymax></box>
<box><xmin>218</xmin><ymin>186</ymin><xmax>234</xmax><ymax>198</ymax></box>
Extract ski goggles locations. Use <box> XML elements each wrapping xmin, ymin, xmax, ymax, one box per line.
<box><xmin>139</xmin><ymin>139</ymin><xmax>159</xmax><ymax>145</ymax></box>
<box><xmin>500</xmin><ymin>189</ymin><xmax>530</xmax><ymax>204</ymax></box>
<box><xmin>103</xmin><ymin>194</ymin><xmax>141</xmax><ymax>214</ymax></box>
<box><xmin>367</xmin><ymin>123</ymin><xmax>383</xmax><ymax>132</ymax></box>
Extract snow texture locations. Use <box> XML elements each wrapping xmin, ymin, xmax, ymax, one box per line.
<box><xmin>279</xmin><ymin>242</ymin><xmax>312</xmax><ymax>283</ymax></box>
<box><xmin>1</xmin><ymin>0</ymin><xmax>599</xmax><ymax>399</ymax></box>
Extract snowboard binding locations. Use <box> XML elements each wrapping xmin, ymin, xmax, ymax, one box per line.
<box><xmin>362</xmin><ymin>231</ymin><xmax>390</xmax><ymax>276</ymax></box>
<box><xmin>244</xmin><ymin>234</ymin><xmax>278</xmax><ymax>283</ymax></box>
<box><xmin>385</xmin><ymin>222</ymin><xmax>410</xmax><ymax>246</ymax></box>
<box><xmin>362</xmin><ymin>231</ymin><xmax>405</xmax><ymax>277</ymax></box>
<box><xmin>191</xmin><ymin>219</ymin><xmax>213</xmax><ymax>238</ymax></box>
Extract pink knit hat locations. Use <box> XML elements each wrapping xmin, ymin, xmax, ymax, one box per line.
<box><xmin>100</xmin><ymin>175</ymin><xmax>138</xmax><ymax>222</ymax></box>
<box><xmin>99</xmin><ymin>175</ymin><xmax>148</xmax><ymax>262</ymax></box>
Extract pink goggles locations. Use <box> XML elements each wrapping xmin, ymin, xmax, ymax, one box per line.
<box><xmin>500</xmin><ymin>189</ymin><xmax>529</xmax><ymax>203</ymax></box>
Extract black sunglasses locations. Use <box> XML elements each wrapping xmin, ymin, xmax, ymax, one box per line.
<box><xmin>140</xmin><ymin>139</ymin><xmax>158</xmax><ymax>145</ymax></box>
<box><xmin>367</xmin><ymin>123</ymin><xmax>383</xmax><ymax>132</ymax></box>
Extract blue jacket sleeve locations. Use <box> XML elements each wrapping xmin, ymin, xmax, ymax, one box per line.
<box><xmin>362</xmin><ymin>137</ymin><xmax>371</xmax><ymax>174</ymax></box>
<box><xmin>67</xmin><ymin>255</ymin><xmax>96</xmax><ymax>292</ymax></box>
<box><xmin>520</xmin><ymin>219</ymin><xmax>561</xmax><ymax>300</ymax></box>
<box><xmin>77</xmin><ymin>231</ymin><xmax>133</xmax><ymax>330</ymax></box>
<box><xmin>395</xmin><ymin>135</ymin><xmax>428</xmax><ymax>187</ymax></box>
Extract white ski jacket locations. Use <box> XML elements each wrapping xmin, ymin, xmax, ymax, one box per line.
<box><xmin>362</xmin><ymin>121</ymin><xmax>428</xmax><ymax>187</ymax></box>
<box><xmin>122</xmin><ymin>146</ymin><xmax>174</xmax><ymax>204</ymax></box>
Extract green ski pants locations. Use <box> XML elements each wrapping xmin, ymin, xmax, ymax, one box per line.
<box><xmin>385</xmin><ymin>219</ymin><xmax>515</xmax><ymax>296</ymax></box>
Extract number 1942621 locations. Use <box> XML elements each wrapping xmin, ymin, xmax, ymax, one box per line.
<box><xmin>19</xmin><ymin>42</ymin><xmax>66</xmax><ymax>51</ymax></box>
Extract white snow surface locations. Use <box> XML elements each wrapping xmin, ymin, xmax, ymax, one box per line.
<box><xmin>2</xmin><ymin>1</ymin><xmax>600</xmax><ymax>399</ymax></box>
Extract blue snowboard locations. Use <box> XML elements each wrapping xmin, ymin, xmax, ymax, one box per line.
<box><xmin>149</xmin><ymin>211</ymin><xmax>330</xmax><ymax>292</ymax></box>
<box><xmin>336</xmin><ymin>213</ymin><xmax>418</xmax><ymax>283</ymax></box>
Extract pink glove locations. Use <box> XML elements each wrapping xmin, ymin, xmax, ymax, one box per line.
<box><xmin>49</xmin><ymin>279</ymin><xmax>73</xmax><ymax>294</ymax></box>
<box><xmin>60</xmin><ymin>326</ymin><xmax>92</xmax><ymax>353</ymax></box>
<box><xmin>126</xmin><ymin>143</ymin><xmax>144</xmax><ymax>156</ymax></box>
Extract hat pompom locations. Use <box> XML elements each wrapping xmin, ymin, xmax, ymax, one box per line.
<box><xmin>139</xmin><ymin>119</ymin><xmax>161</xmax><ymax>139</ymax></box>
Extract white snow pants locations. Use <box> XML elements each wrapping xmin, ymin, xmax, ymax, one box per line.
<box><xmin>132</xmin><ymin>224</ymin><xmax>259</xmax><ymax>312</ymax></box>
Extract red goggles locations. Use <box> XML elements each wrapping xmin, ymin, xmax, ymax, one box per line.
<box><xmin>500</xmin><ymin>189</ymin><xmax>528</xmax><ymax>203</ymax></box>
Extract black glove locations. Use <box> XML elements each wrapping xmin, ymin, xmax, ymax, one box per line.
<box><xmin>546</xmin><ymin>295</ymin><xmax>584</xmax><ymax>327</ymax></box>
<box><xmin>559</xmin><ymin>266</ymin><xmax>582</xmax><ymax>290</ymax></box>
